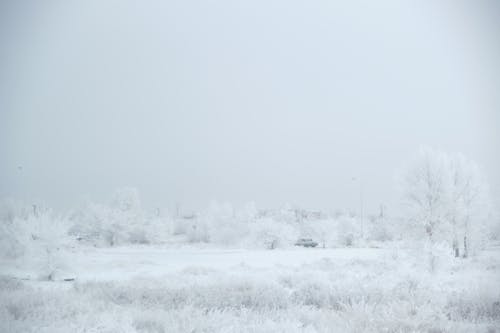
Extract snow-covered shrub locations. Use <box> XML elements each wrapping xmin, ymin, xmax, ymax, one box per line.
<box><xmin>139</xmin><ymin>214</ymin><xmax>173</xmax><ymax>244</ymax></box>
<box><xmin>245</xmin><ymin>218</ymin><xmax>299</xmax><ymax>249</ymax></box>
<box><xmin>0</xmin><ymin>200</ymin><xmax>36</xmax><ymax>259</ymax></box>
<box><xmin>0</xmin><ymin>199</ymin><xmax>31</xmax><ymax>223</ymax></box>
<box><xmin>128</xmin><ymin>228</ymin><xmax>150</xmax><ymax>244</ymax></box>
<box><xmin>276</xmin><ymin>203</ymin><xmax>300</xmax><ymax>223</ymax></box>
<box><xmin>446</xmin><ymin>284</ymin><xmax>500</xmax><ymax>321</ymax></box>
<box><xmin>236</xmin><ymin>201</ymin><xmax>258</xmax><ymax>223</ymax></box>
<box><xmin>290</xmin><ymin>280</ymin><xmax>333</xmax><ymax>308</ymax></box>
<box><xmin>337</xmin><ymin>215</ymin><xmax>358</xmax><ymax>247</ymax></box>
<box><xmin>68</xmin><ymin>201</ymin><xmax>130</xmax><ymax>246</ymax></box>
<box><xmin>133</xmin><ymin>317</ymin><xmax>166</xmax><ymax>333</ymax></box>
<box><xmin>0</xmin><ymin>221</ymin><xmax>25</xmax><ymax>260</ymax></box>
<box><xmin>186</xmin><ymin>218</ymin><xmax>210</xmax><ymax>243</ymax></box>
<box><xmin>0</xmin><ymin>207</ymin><xmax>72</xmax><ymax>280</ymax></box>
<box><xmin>172</xmin><ymin>217</ymin><xmax>189</xmax><ymax>235</ymax></box>
<box><xmin>107</xmin><ymin>187</ymin><xmax>146</xmax><ymax>245</ymax></box>
<box><xmin>68</xmin><ymin>202</ymin><xmax>111</xmax><ymax>246</ymax></box>
<box><xmin>199</xmin><ymin>202</ymin><xmax>244</xmax><ymax>245</ymax></box>
<box><xmin>303</xmin><ymin>219</ymin><xmax>338</xmax><ymax>248</ymax></box>
<box><xmin>366</xmin><ymin>215</ymin><xmax>394</xmax><ymax>242</ymax></box>
<box><xmin>206</xmin><ymin>217</ymin><xmax>247</xmax><ymax>246</ymax></box>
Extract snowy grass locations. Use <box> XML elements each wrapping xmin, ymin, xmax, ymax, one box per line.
<box><xmin>1</xmin><ymin>247</ymin><xmax>499</xmax><ymax>332</ymax></box>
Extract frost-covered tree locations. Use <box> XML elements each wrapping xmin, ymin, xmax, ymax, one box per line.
<box><xmin>447</xmin><ymin>153</ymin><xmax>490</xmax><ymax>257</ymax></box>
<box><xmin>237</xmin><ymin>202</ymin><xmax>258</xmax><ymax>223</ymax></box>
<box><xmin>111</xmin><ymin>187</ymin><xmax>142</xmax><ymax>212</ymax></box>
<box><xmin>309</xmin><ymin>219</ymin><xmax>337</xmax><ymax>248</ymax></box>
<box><xmin>68</xmin><ymin>202</ymin><xmax>111</xmax><ymax>245</ymax></box>
<box><xmin>367</xmin><ymin>208</ymin><xmax>394</xmax><ymax>243</ymax></box>
<box><xmin>204</xmin><ymin>201</ymin><xmax>244</xmax><ymax>245</ymax></box>
<box><xmin>402</xmin><ymin>148</ymin><xmax>449</xmax><ymax>246</ymax></box>
<box><xmin>401</xmin><ymin>148</ymin><xmax>454</xmax><ymax>271</ymax></box>
<box><xmin>109</xmin><ymin>187</ymin><xmax>147</xmax><ymax>244</ymax></box>
<box><xmin>69</xmin><ymin>187</ymin><xmax>153</xmax><ymax>246</ymax></box>
<box><xmin>400</xmin><ymin>148</ymin><xmax>492</xmax><ymax>267</ymax></box>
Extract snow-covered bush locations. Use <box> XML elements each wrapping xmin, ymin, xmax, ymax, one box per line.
<box><xmin>0</xmin><ymin>205</ymin><xmax>71</xmax><ymax>280</ymax></box>
<box><xmin>0</xmin><ymin>222</ymin><xmax>25</xmax><ymax>260</ymax></box>
<box><xmin>172</xmin><ymin>216</ymin><xmax>190</xmax><ymax>235</ymax></box>
<box><xmin>107</xmin><ymin>187</ymin><xmax>146</xmax><ymax>245</ymax></box>
<box><xmin>203</xmin><ymin>202</ymin><xmax>239</xmax><ymax>245</ymax></box>
<box><xmin>276</xmin><ymin>203</ymin><xmax>300</xmax><ymax>224</ymax></box>
<box><xmin>0</xmin><ymin>199</ymin><xmax>32</xmax><ymax>224</ymax></box>
<box><xmin>290</xmin><ymin>218</ymin><xmax>327</xmax><ymax>248</ymax></box>
<box><xmin>236</xmin><ymin>201</ymin><xmax>258</xmax><ymax>223</ymax></box>
<box><xmin>68</xmin><ymin>202</ymin><xmax>112</xmax><ymax>246</ymax></box>
<box><xmin>245</xmin><ymin>217</ymin><xmax>299</xmax><ymax>249</ymax></box>
<box><xmin>146</xmin><ymin>215</ymin><xmax>173</xmax><ymax>244</ymax></box>
<box><xmin>366</xmin><ymin>214</ymin><xmax>394</xmax><ymax>242</ymax></box>
<box><xmin>186</xmin><ymin>217</ymin><xmax>210</xmax><ymax>243</ymax></box>
<box><xmin>337</xmin><ymin>215</ymin><xmax>358</xmax><ymax>247</ymax></box>
<box><xmin>0</xmin><ymin>201</ymin><xmax>30</xmax><ymax>259</ymax></box>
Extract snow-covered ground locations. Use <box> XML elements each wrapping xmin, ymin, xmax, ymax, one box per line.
<box><xmin>5</xmin><ymin>246</ymin><xmax>384</xmax><ymax>281</ymax></box>
<box><xmin>1</xmin><ymin>245</ymin><xmax>500</xmax><ymax>332</ymax></box>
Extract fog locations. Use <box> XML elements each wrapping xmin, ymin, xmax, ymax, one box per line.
<box><xmin>1</xmin><ymin>0</ymin><xmax>499</xmax><ymax>213</ymax></box>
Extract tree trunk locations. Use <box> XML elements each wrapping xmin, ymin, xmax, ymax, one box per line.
<box><xmin>453</xmin><ymin>239</ymin><xmax>459</xmax><ymax>257</ymax></box>
<box><xmin>426</xmin><ymin>223</ymin><xmax>435</xmax><ymax>272</ymax></box>
<box><xmin>463</xmin><ymin>236</ymin><xmax>468</xmax><ymax>258</ymax></box>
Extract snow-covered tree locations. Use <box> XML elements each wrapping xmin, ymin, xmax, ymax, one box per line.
<box><xmin>400</xmin><ymin>148</ymin><xmax>454</xmax><ymax>271</ymax></box>
<box><xmin>402</xmin><ymin>147</ymin><xmax>449</xmax><ymax>240</ymax></box>
<box><xmin>69</xmin><ymin>188</ymin><xmax>154</xmax><ymax>246</ymax></box>
<box><xmin>237</xmin><ymin>201</ymin><xmax>258</xmax><ymax>223</ymax></box>
<box><xmin>204</xmin><ymin>201</ymin><xmax>244</xmax><ymax>245</ymax></box>
<box><xmin>109</xmin><ymin>187</ymin><xmax>147</xmax><ymax>244</ymax></box>
<box><xmin>367</xmin><ymin>208</ymin><xmax>394</xmax><ymax>243</ymax></box>
<box><xmin>400</xmin><ymin>147</ymin><xmax>492</xmax><ymax>267</ymax></box>
<box><xmin>447</xmin><ymin>153</ymin><xmax>490</xmax><ymax>257</ymax></box>
<box><xmin>111</xmin><ymin>187</ymin><xmax>142</xmax><ymax>212</ymax></box>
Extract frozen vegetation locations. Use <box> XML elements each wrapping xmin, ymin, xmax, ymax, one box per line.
<box><xmin>1</xmin><ymin>148</ymin><xmax>499</xmax><ymax>332</ymax></box>
<box><xmin>1</xmin><ymin>246</ymin><xmax>499</xmax><ymax>332</ymax></box>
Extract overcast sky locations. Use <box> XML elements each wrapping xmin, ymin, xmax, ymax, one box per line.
<box><xmin>1</xmin><ymin>0</ymin><xmax>499</xmax><ymax>214</ymax></box>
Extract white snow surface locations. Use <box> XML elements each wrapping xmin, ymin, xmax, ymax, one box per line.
<box><xmin>47</xmin><ymin>247</ymin><xmax>383</xmax><ymax>281</ymax></box>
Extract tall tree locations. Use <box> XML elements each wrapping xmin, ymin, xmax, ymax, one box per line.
<box><xmin>401</xmin><ymin>147</ymin><xmax>492</xmax><ymax>268</ymax></box>
<box><xmin>448</xmin><ymin>153</ymin><xmax>489</xmax><ymax>257</ymax></box>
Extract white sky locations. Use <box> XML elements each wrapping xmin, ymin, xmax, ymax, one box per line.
<box><xmin>1</xmin><ymin>0</ymin><xmax>499</xmax><ymax>214</ymax></box>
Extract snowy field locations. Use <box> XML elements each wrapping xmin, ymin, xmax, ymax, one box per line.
<box><xmin>2</xmin><ymin>0</ymin><xmax>500</xmax><ymax>331</ymax></box>
<box><xmin>1</xmin><ymin>245</ymin><xmax>500</xmax><ymax>332</ymax></box>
